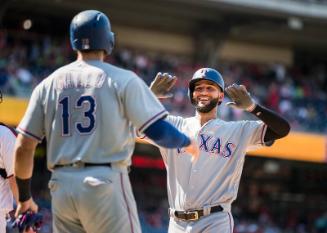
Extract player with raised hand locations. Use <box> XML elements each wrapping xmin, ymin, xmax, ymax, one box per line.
<box><xmin>148</xmin><ymin>68</ymin><xmax>290</xmax><ymax>233</ymax></box>
<box><xmin>13</xmin><ymin>10</ymin><xmax>196</xmax><ymax>233</ymax></box>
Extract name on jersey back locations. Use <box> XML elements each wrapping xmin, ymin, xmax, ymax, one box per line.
<box><xmin>55</xmin><ymin>72</ymin><xmax>106</xmax><ymax>90</ymax></box>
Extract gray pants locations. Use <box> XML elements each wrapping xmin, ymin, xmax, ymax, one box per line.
<box><xmin>168</xmin><ymin>211</ymin><xmax>234</xmax><ymax>233</ymax></box>
<box><xmin>49</xmin><ymin>166</ymin><xmax>141</xmax><ymax>233</ymax></box>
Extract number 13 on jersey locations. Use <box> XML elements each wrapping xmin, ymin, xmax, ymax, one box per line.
<box><xmin>59</xmin><ymin>95</ymin><xmax>96</xmax><ymax>136</ymax></box>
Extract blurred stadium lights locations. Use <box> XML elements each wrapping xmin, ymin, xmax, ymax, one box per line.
<box><xmin>288</xmin><ymin>16</ymin><xmax>303</xmax><ymax>30</ymax></box>
<box><xmin>263</xmin><ymin>160</ymin><xmax>280</xmax><ymax>174</ymax></box>
<box><xmin>22</xmin><ymin>19</ymin><xmax>32</xmax><ymax>30</ymax></box>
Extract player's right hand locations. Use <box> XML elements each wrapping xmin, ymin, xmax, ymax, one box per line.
<box><xmin>184</xmin><ymin>139</ymin><xmax>200</xmax><ymax>162</ymax></box>
<box><xmin>150</xmin><ymin>72</ymin><xmax>177</xmax><ymax>98</ymax></box>
<box><xmin>15</xmin><ymin>198</ymin><xmax>38</xmax><ymax>218</ymax></box>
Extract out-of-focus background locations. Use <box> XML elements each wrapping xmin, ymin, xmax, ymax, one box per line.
<box><xmin>1</xmin><ymin>0</ymin><xmax>327</xmax><ymax>232</ymax></box>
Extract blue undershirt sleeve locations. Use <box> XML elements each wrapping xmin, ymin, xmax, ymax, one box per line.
<box><xmin>143</xmin><ymin>119</ymin><xmax>191</xmax><ymax>148</ymax></box>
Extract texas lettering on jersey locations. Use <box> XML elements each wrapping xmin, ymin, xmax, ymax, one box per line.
<box><xmin>177</xmin><ymin>133</ymin><xmax>236</xmax><ymax>158</ymax></box>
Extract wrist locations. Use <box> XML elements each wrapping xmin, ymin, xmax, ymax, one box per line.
<box><xmin>16</xmin><ymin>177</ymin><xmax>32</xmax><ymax>202</ymax></box>
<box><xmin>182</xmin><ymin>135</ymin><xmax>191</xmax><ymax>147</ymax></box>
<box><xmin>245</xmin><ymin>102</ymin><xmax>256</xmax><ymax>112</ymax></box>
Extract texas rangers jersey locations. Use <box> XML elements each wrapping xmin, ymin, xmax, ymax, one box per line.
<box><xmin>0</xmin><ymin>125</ymin><xmax>16</xmax><ymax>212</ymax></box>
<box><xmin>17</xmin><ymin>60</ymin><xmax>167</xmax><ymax>169</ymax></box>
<box><xmin>156</xmin><ymin>115</ymin><xmax>267</xmax><ymax>212</ymax></box>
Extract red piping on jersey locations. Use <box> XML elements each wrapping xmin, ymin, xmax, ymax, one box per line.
<box><xmin>135</xmin><ymin>130</ymin><xmax>146</xmax><ymax>139</ymax></box>
<box><xmin>138</xmin><ymin>110</ymin><xmax>167</xmax><ymax>132</ymax></box>
<box><xmin>120</xmin><ymin>173</ymin><xmax>134</xmax><ymax>233</ymax></box>
<box><xmin>17</xmin><ymin>127</ymin><xmax>42</xmax><ymax>141</ymax></box>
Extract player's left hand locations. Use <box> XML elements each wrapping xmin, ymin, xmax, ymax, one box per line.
<box><xmin>150</xmin><ymin>72</ymin><xmax>177</xmax><ymax>98</ymax></box>
<box><xmin>225</xmin><ymin>84</ymin><xmax>255</xmax><ymax>111</ymax></box>
<box><xmin>15</xmin><ymin>198</ymin><xmax>38</xmax><ymax>218</ymax></box>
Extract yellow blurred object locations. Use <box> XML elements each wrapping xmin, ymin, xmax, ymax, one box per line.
<box><xmin>0</xmin><ymin>96</ymin><xmax>29</xmax><ymax>126</ymax></box>
<box><xmin>137</xmin><ymin>132</ymin><xmax>327</xmax><ymax>163</ymax></box>
<box><xmin>248</xmin><ymin>132</ymin><xmax>326</xmax><ymax>163</ymax></box>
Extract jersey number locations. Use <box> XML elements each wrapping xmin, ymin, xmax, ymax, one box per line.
<box><xmin>59</xmin><ymin>96</ymin><xmax>96</xmax><ymax>136</ymax></box>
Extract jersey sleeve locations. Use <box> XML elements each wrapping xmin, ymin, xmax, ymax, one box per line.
<box><xmin>17</xmin><ymin>83</ymin><xmax>45</xmax><ymax>142</ymax></box>
<box><xmin>242</xmin><ymin>120</ymin><xmax>268</xmax><ymax>152</ymax></box>
<box><xmin>123</xmin><ymin>77</ymin><xmax>168</xmax><ymax>133</ymax></box>
<box><xmin>0</xmin><ymin>127</ymin><xmax>16</xmax><ymax>177</ymax></box>
<box><xmin>135</xmin><ymin>115</ymin><xmax>179</xmax><ymax>140</ymax></box>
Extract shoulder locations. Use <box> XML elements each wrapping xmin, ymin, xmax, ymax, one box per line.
<box><xmin>166</xmin><ymin>115</ymin><xmax>187</xmax><ymax>125</ymax></box>
<box><xmin>219</xmin><ymin>119</ymin><xmax>263</xmax><ymax>130</ymax></box>
<box><xmin>100</xmin><ymin>63</ymin><xmax>137</xmax><ymax>79</ymax></box>
<box><xmin>37</xmin><ymin>63</ymin><xmax>73</xmax><ymax>89</ymax></box>
<box><xmin>99</xmin><ymin>63</ymin><xmax>142</xmax><ymax>89</ymax></box>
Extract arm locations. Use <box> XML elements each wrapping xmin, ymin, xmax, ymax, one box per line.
<box><xmin>144</xmin><ymin>119</ymin><xmax>199</xmax><ymax>159</ymax></box>
<box><xmin>225</xmin><ymin>84</ymin><xmax>290</xmax><ymax>142</ymax></box>
<box><xmin>14</xmin><ymin>133</ymin><xmax>39</xmax><ymax>216</ymax></box>
<box><xmin>248</xmin><ymin>104</ymin><xmax>290</xmax><ymax>141</ymax></box>
<box><xmin>144</xmin><ymin>118</ymin><xmax>190</xmax><ymax>148</ymax></box>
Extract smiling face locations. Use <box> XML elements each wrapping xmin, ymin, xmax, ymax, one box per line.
<box><xmin>191</xmin><ymin>80</ymin><xmax>224</xmax><ymax>113</ymax></box>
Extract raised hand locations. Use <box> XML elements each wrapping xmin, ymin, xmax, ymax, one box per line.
<box><xmin>150</xmin><ymin>72</ymin><xmax>177</xmax><ymax>98</ymax></box>
<box><xmin>225</xmin><ymin>84</ymin><xmax>256</xmax><ymax>111</ymax></box>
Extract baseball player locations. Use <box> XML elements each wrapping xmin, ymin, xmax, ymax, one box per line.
<box><xmin>13</xmin><ymin>10</ymin><xmax>197</xmax><ymax>233</ymax></box>
<box><xmin>0</xmin><ymin>89</ymin><xmax>19</xmax><ymax>233</ymax></box>
<box><xmin>145</xmin><ymin>68</ymin><xmax>291</xmax><ymax>233</ymax></box>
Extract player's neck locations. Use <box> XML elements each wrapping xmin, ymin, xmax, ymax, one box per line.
<box><xmin>77</xmin><ymin>51</ymin><xmax>105</xmax><ymax>61</ymax></box>
<box><xmin>195</xmin><ymin>108</ymin><xmax>217</xmax><ymax>126</ymax></box>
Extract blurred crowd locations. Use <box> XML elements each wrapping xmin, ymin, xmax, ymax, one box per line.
<box><xmin>1</xmin><ymin>30</ymin><xmax>327</xmax><ymax>133</ymax></box>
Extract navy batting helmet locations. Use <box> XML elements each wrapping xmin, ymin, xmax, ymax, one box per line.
<box><xmin>188</xmin><ymin>68</ymin><xmax>224</xmax><ymax>102</ymax></box>
<box><xmin>70</xmin><ymin>10</ymin><xmax>115</xmax><ymax>54</ymax></box>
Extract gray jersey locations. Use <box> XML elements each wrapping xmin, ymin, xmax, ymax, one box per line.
<box><xmin>17</xmin><ymin>60</ymin><xmax>167</xmax><ymax>169</ymax></box>
<box><xmin>0</xmin><ymin>125</ymin><xmax>16</xmax><ymax>212</ymax></box>
<box><xmin>155</xmin><ymin>115</ymin><xmax>266</xmax><ymax>212</ymax></box>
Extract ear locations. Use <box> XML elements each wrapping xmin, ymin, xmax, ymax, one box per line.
<box><xmin>218</xmin><ymin>92</ymin><xmax>224</xmax><ymax>102</ymax></box>
<box><xmin>217</xmin><ymin>92</ymin><xmax>224</xmax><ymax>105</ymax></box>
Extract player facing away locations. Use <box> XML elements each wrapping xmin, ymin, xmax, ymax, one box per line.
<box><xmin>13</xmin><ymin>10</ymin><xmax>197</xmax><ymax>233</ymax></box>
<box><xmin>146</xmin><ymin>68</ymin><xmax>290</xmax><ymax>233</ymax></box>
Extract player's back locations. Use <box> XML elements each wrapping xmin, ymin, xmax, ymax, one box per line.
<box><xmin>38</xmin><ymin>60</ymin><xmax>140</xmax><ymax>168</ymax></box>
